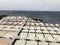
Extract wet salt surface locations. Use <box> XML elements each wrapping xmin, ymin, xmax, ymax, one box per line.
<box><xmin>0</xmin><ymin>38</ymin><xmax>11</xmax><ymax>45</ymax></box>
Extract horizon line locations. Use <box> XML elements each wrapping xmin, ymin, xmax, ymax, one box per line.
<box><xmin>0</xmin><ymin>10</ymin><xmax>60</xmax><ymax>12</ymax></box>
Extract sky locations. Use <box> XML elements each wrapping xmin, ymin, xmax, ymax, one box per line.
<box><xmin>0</xmin><ymin>0</ymin><xmax>60</xmax><ymax>11</ymax></box>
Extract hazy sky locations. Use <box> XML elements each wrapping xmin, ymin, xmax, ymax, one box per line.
<box><xmin>0</xmin><ymin>0</ymin><xmax>60</xmax><ymax>11</ymax></box>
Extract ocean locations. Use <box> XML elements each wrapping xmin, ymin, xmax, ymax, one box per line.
<box><xmin>0</xmin><ymin>11</ymin><xmax>60</xmax><ymax>24</ymax></box>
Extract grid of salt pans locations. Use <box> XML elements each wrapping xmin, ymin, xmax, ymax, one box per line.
<box><xmin>13</xmin><ymin>30</ymin><xmax>60</xmax><ymax>45</ymax></box>
<box><xmin>0</xmin><ymin>16</ymin><xmax>60</xmax><ymax>45</ymax></box>
<box><xmin>0</xmin><ymin>16</ymin><xmax>27</xmax><ymax>26</ymax></box>
<box><xmin>0</xmin><ymin>16</ymin><xmax>27</xmax><ymax>38</ymax></box>
<box><xmin>13</xmin><ymin>19</ymin><xmax>60</xmax><ymax>45</ymax></box>
<box><xmin>0</xmin><ymin>16</ymin><xmax>28</xmax><ymax>45</ymax></box>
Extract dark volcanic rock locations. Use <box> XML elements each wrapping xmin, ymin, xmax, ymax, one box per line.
<box><xmin>0</xmin><ymin>15</ymin><xmax>8</xmax><ymax>19</ymax></box>
<box><xmin>32</xmin><ymin>18</ymin><xmax>44</xmax><ymax>22</ymax></box>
